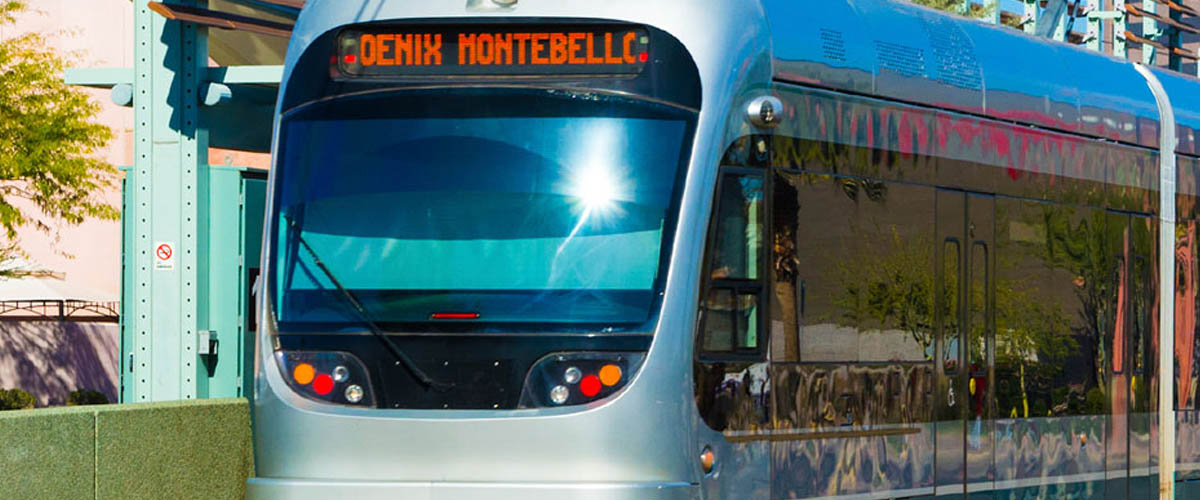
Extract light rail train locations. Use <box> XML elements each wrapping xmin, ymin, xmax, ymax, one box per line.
<box><xmin>249</xmin><ymin>0</ymin><xmax>1200</xmax><ymax>498</ymax></box>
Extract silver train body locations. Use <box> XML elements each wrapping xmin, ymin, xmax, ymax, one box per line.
<box><xmin>250</xmin><ymin>0</ymin><xmax>1200</xmax><ymax>498</ymax></box>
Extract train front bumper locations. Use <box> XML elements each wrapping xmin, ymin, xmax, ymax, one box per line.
<box><xmin>246</xmin><ymin>478</ymin><xmax>697</xmax><ymax>499</ymax></box>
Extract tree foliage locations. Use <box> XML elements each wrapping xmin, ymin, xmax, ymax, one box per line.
<box><xmin>911</xmin><ymin>0</ymin><xmax>969</xmax><ymax>11</ymax></box>
<box><xmin>911</xmin><ymin>0</ymin><xmax>1012</xmax><ymax>25</ymax></box>
<box><xmin>0</xmin><ymin>1</ymin><xmax>116</xmax><ymax>271</ymax></box>
<box><xmin>66</xmin><ymin>388</ymin><xmax>108</xmax><ymax>406</ymax></box>
<box><xmin>0</xmin><ymin>388</ymin><xmax>35</xmax><ymax>410</ymax></box>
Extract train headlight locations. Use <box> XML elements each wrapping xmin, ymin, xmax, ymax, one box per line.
<box><xmin>518</xmin><ymin>352</ymin><xmax>645</xmax><ymax>408</ymax></box>
<box><xmin>344</xmin><ymin>384</ymin><xmax>364</xmax><ymax>404</ymax></box>
<box><xmin>563</xmin><ymin>366</ymin><xmax>582</xmax><ymax>384</ymax></box>
<box><xmin>549</xmin><ymin>385</ymin><xmax>569</xmax><ymax>405</ymax></box>
<box><xmin>276</xmin><ymin>351</ymin><xmax>376</xmax><ymax>407</ymax></box>
<box><xmin>332</xmin><ymin>365</ymin><xmax>349</xmax><ymax>383</ymax></box>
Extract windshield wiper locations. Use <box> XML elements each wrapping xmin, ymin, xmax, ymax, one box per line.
<box><xmin>283</xmin><ymin>214</ymin><xmax>455</xmax><ymax>392</ymax></box>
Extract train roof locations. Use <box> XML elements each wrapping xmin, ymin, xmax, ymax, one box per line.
<box><xmin>763</xmin><ymin>0</ymin><xmax>1185</xmax><ymax>153</ymax></box>
<box><xmin>1152</xmin><ymin>67</ymin><xmax>1200</xmax><ymax>156</ymax></box>
<box><xmin>283</xmin><ymin>0</ymin><xmax>1200</xmax><ymax>156</ymax></box>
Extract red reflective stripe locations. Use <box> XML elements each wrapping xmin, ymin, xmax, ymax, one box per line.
<box><xmin>430</xmin><ymin>312</ymin><xmax>480</xmax><ymax>320</ymax></box>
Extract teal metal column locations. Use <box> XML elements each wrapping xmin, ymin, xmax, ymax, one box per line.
<box><xmin>1086</xmin><ymin>0</ymin><xmax>1103</xmax><ymax>51</ymax></box>
<box><xmin>1052</xmin><ymin>6</ymin><xmax>1068</xmax><ymax>42</ymax></box>
<box><xmin>1115</xmin><ymin>0</ymin><xmax>1127</xmax><ymax>58</ymax></box>
<box><xmin>1023</xmin><ymin>0</ymin><xmax>1038</xmax><ymax>34</ymax></box>
<box><xmin>130</xmin><ymin>0</ymin><xmax>209</xmax><ymax>402</ymax></box>
<box><xmin>1169</xmin><ymin>5</ymin><xmax>1183</xmax><ymax>71</ymax></box>
<box><xmin>1142</xmin><ymin>0</ymin><xmax>1159</xmax><ymax>65</ymax></box>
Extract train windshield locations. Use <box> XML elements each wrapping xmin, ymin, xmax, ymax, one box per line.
<box><xmin>271</xmin><ymin>89</ymin><xmax>695</xmax><ymax>333</ymax></box>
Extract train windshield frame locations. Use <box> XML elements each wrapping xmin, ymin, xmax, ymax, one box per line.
<box><xmin>270</xmin><ymin>88</ymin><xmax>697</xmax><ymax>334</ymax></box>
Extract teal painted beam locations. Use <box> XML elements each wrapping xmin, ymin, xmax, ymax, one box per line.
<box><xmin>63</xmin><ymin>67</ymin><xmax>133</xmax><ymax>87</ymax></box>
<box><xmin>204</xmin><ymin>65</ymin><xmax>282</xmax><ymax>85</ymax></box>
<box><xmin>66</xmin><ymin>65</ymin><xmax>281</xmax><ymax>87</ymax></box>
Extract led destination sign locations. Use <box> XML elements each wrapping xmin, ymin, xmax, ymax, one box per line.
<box><xmin>337</xmin><ymin>25</ymin><xmax>650</xmax><ymax>78</ymax></box>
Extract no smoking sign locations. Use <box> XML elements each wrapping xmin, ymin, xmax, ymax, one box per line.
<box><xmin>154</xmin><ymin>241</ymin><xmax>175</xmax><ymax>271</ymax></box>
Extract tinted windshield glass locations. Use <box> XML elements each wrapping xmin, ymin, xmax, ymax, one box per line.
<box><xmin>272</xmin><ymin>90</ymin><xmax>694</xmax><ymax>333</ymax></box>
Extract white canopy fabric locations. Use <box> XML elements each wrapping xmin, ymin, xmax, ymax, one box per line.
<box><xmin>0</xmin><ymin>276</ymin><xmax>116</xmax><ymax>303</ymax></box>
<box><xmin>0</xmin><ymin>258</ymin><xmax>116</xmax><ymax>303</ymax></box>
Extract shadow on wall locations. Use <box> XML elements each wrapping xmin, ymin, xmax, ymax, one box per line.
<box><xmin>0</xmin><ymin>321</ymin><xmax>118</xmax><ymax>406</ymax></box>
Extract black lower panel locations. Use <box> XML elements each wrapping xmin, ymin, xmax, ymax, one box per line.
<box><xmin>277</xmin><ymin>333</ymin><xmax>650</xmax><ymax>409</ymax></box>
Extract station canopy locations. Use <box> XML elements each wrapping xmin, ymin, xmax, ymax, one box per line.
<box><xmin>138</xmin><ymin>0</ymin><xmax>298</xmax><ymax>66</ymax></box>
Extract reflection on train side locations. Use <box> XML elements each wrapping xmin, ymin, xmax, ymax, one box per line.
<box><xmin>696</xmin><ymin>84</ymin><xmax>1168</xmax><ymax>498</ymax></box>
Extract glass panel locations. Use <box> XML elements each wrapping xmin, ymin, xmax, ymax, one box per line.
<box><xmin>771</xmin><ymin>170</ymin><xmax>801</xmax><ymax>362</ymax></box>
<box><xmin>943</xmin><ymin>239</ymin><xmax>961</xmax><ymax>375</ymax></box>
<box><xmin>711</xmin><ymin>174</ymin><xmax>763</xmax><ymax>280</ymax></box>
<box><xmin>702</xmin><ymin>289</ymin><xmax>735</xmax><ymax>353</ymax></box>
<box><xmin>969</xmin><ymin>242</ymin><xmax>988</xmax><ymax>376</ymax></box>
<box><xmin>737</xmin><ymin>293</ymin><xmax>759</xmax><ymax>350</ymax></box>
<box><xmin>1181</xmin><ymin>220</ymin><xmax>1200</xmax><ymax>410</ymax></box>
<box><xmin>271</xmin><ymin>90</ymin><xmax>693</xmax><ymax>333</ymax></box>
<box><xmin>777</xmin><ymin>171</ymin><xmax>934</xmax><ymax>362</ymax></box>
<box><xmin>994</xmin><ymin>199</ymin><xmax>1107</xmax><ymax>418</ymax></box>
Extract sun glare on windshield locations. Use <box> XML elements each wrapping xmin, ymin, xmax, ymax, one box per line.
<box><xmin>570</xmin><ymin>164</ymin><xmax>624</xmax><ymax>213</ymax></box>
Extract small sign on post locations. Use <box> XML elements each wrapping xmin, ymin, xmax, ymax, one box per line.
<box><xmin>154</xmin><ymin>241</ymin><xmax>175</xmax><ymax>271</ymax></box>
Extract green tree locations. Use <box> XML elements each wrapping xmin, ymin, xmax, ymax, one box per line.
<box><xmin>911</xmin><ymin>0</ymin><xmax>1014</xmax><ymax>25</ymax></box>
<box><xmin>66</xmin><ymin>388</ymin><xmax>108</xmax><ymax>406</ymax></box>
<box><xmin>912</xmin><ymin>0</ymin><xmax>970</xmax><ymax>11</ymax></box>
<box><xmin>0</xmin><ymin>1</ymin><xmax>116</xmax><ymax>273</ymax></box>
<box><xmin>0</xmin><ymin>388</ymin><xmax>35</xmax><ymax>410</ymax></box>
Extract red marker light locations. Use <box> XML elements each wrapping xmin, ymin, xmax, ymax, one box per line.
<box><xmin>431</xmin><ymin>312</ymin><xmax>480</xmax><ymax>320</ymax></box>
<box><xmin>344</xmin><ymin>54</ymin><xmax>358</xmax><ymax>64</ymax></box>
<box><xmin>638</xmin><ymin>52</ymin><xmax>649</xmax><ymax>63</ymax></box>
<box><xmin>580</xmin><ymin>375</ymin><xmax>601</xmax><ymax>397</ymax></box>
<box><xmin>312</xmin><ymin>373</ymin><xmax>334</xmax><ymax>395</ymax></box>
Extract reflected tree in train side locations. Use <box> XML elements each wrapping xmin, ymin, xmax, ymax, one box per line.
<box><xmin>697</xmin><ymin>83</ymin><xmax>1178</xmax><ymax>497</ymax></box>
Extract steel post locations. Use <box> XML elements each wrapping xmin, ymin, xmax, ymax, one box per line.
<box><xmin>1116</xmin><ymin>0</ymin><xmax>1128</xmax><ymax>59</ymax></box>
<box><xmin>1086</xmin><ymin>0</ymin><xmax>1103</xmax><ymax>51</ymax></box>
<box><xmin>1024</xmin><ymin>0</ymin><xmax>1039</xmax><ymax>34</ymax></box>
<box><xmin>1143</xmin><ymin>0</ymin><xmax>1158</xmax><ymax>65</ymax></box>
<box><xmin>129</xmin><ymin>0</ymin><xmax>209</xmax><ymax>402</ymax></box>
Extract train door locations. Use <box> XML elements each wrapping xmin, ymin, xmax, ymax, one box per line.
<box><xmin>1102</xmin><ymin>211</ymin><xmax>1157</xmax><ymax>500</ymax></box>
<box><xmin>935</xmin><ymin>190</ymin><xmax>995</xmax><ymax>498</ymax></box>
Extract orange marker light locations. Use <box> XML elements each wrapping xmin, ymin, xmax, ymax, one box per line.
<box><xmin>700</xmin><ymin>446</ymin><xmax>715</xmax><ymax>474</ymax></box>
<box><xmin>598</xmin><ymin>364</ymin><xmax>622</xmax><ymax>387</ymax></box>
<box><xmin>293</xmin><ymin>363</ymin><xmax>315</xmax><ymax>385</ymax></box>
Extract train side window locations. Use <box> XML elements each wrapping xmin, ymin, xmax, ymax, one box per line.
<box><xmin>700</xmin><ymin>169</ymin><xmax>765</xmax><ymax>357</ymax></box>
<box><xmin>710</xmin><ymin>173</ymin><xmax>763</xmax><ymax>280</ymax></box>
<box><xmin>701</xmin><ymin>289</ymin><xmax>761</xmax><ymax>352</ymax></box>
<box><xmin>775</xmin><ymin>169</ymin><xmax>935</xmax><ymax>363</ymax></box>
<box><xmin>942</xmin><ymin>239</ymin><xmax>961</xmax><ymax>374</ymax></box>
<box><xmin>702</xmin><ymin>289</ymin><xmax>735</xmax><ymax>352</ymax></box>
<box><xmin>736</xmin><ymin>293</ymin><xmax>760</xmax><ymax>350</ymax></box>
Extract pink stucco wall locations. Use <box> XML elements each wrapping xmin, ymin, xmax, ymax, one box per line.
<box><xmin>3</xmin><ymin>2</ymin><xmax>269</xmax><ymax>298</ymax></box>
<box><xmin>0</xmin><ymin>321</ymin><xmax>119</xmax><ymax>405</ymax></box>
<box><xmin>3</xmin><ymin>1</ymin><xmax>133</xmax><ymax>298</ymax></box>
